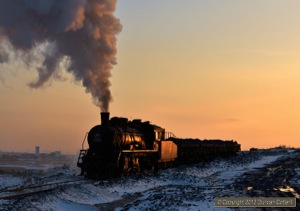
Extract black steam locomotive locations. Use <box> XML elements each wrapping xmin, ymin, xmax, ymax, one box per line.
<box><xmin>77</xmin><ymin>112</ymin><xmax>240</xmax><ymax>179</ymax></box>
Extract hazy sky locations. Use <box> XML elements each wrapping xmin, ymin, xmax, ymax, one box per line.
<box><xmin>1</xmin><ymin>0</ymin><xmax>300</xmax><ymax>153</ymax></box>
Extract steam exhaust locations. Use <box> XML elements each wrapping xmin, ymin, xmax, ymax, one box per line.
<box><xmin>0</xmin><ymin>0</ymin><xmax>122</xmax><ymax>111</ymax></box>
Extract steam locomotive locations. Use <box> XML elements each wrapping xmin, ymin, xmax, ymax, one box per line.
<box><xmin>77</xmin><ymin>112</ymin><xmax>241</xmax><ymax>179</ymax></box>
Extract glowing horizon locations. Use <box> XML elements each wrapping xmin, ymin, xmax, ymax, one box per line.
<box><xmin>1</xmin><ymin>0</ymin><xmax>300</xmax><ymax>153</ymax></box>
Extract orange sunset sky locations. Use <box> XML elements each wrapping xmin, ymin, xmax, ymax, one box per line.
<box><xmin>1</xmin><ymin>1</ymin><xmax>300</xmax><ymax>154</ymax></box>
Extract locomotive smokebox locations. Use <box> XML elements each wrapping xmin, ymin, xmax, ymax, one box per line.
<box><xmin>101</xmin><ymin>112</ymin><xmax>110</xmax><ymax>126</ymax></box>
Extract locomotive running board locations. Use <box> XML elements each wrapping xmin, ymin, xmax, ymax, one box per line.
<box><xmin>122</xmin><ymin>150</ymin><xmax>158</xmax><ymax>153</ymax></box>
<box><xmin>121</xmin><ymin>150</ymin><xmax>159</xmax><ymax>157</ymax></box>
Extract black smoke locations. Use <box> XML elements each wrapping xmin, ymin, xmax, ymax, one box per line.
<box><xmin>0</xmin><ymin>0</ymin><xmax>122</xmax><ymax>111</ymax></box>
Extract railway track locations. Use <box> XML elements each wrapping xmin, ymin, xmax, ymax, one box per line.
<box><xmin>0</xmin><ymin>179</ymin><xmax>87</xmax><ymax>200</ymax></box>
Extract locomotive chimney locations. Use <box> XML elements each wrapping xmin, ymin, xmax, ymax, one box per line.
<box><xmin>101</xmin><ymin>112</ymin><xmax>110</xmax><ymax>126</ymax></box>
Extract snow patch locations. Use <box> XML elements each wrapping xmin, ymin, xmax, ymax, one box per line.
<box><xmin>1</xmin><ymin>149</ymin><xmax>297</xmax><ymax>210</ymax></box>
<box><xmin>0</xmin><ymin>176</ymin><xmax>24</xmax><ymax>190</ymax></box>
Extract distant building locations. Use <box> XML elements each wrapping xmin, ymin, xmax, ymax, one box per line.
<box><xmin>35</xmin><ymin>146</ymin><xmax>40</xmax><ymax>157</ymax></box>
<box><xmin>53</xmin><ymin>151</ymin><xmax>61</xmax><ymax>158</ymax></box>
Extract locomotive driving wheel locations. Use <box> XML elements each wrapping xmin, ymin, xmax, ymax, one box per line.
<box><xmin>117</xmin><ymin>153</ymin><xmax>141</xmax><ymax>176</ymax></box>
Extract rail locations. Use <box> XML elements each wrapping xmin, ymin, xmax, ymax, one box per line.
<box><xmin>81</xmin><ymin>132</ymin><xmax>88</xmax><ymax>149</ymax></box>
<box><xmin>165</xmin><ymin>132</ymin><xmax>176</xmax><ymax>139</ymax></box>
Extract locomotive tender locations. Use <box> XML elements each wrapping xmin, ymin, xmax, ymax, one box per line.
<box><xmin>77</xmin><ymin>112</ymin><xmax>241</xmax><ymax>179</ymax></box>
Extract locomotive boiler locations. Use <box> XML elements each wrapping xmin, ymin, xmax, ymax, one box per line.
<box><xmin>77</xmin><ymin>112</ymin><xmax>241</xmax><ymax>179</ymax></box>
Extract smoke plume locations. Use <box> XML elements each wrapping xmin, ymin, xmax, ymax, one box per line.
<box><xmin>0</xmin><ymin>0</ymin><xmax>122</xmax><ymax>111</ymax></box>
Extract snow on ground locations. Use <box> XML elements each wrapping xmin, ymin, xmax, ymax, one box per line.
<box><xmin>0</xmin><ymin>176</ymin><xmax>25</xmax><ymax>190</ymax></box>
<box><xmin>0</xmin><ymin>149</ymin><xmax>298</xmax><ymax>210</ymax></box>
<box><xmin>290</xmin><ymin>167</ymin><xmax>300</xmax><ymax>192</ymax></box>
